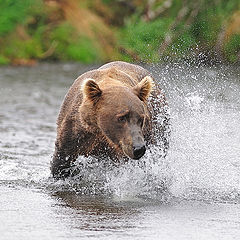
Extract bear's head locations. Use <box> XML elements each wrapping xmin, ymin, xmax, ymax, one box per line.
<box><xmin>80</xmin><ymin>76</ymin><xmax>153</xmax><ymax>160</ymax></box>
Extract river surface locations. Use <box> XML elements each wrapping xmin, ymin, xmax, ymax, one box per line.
<box><xmin>0</xmin><ymin>62</ymin><xmax>240</xmax><ymax>240</ymax></box>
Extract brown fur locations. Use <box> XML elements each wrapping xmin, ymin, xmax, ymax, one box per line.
<box><xmin>51</xmin><ymin>61</ymin><xmax>169</xmax><ymax>178</ymax></box>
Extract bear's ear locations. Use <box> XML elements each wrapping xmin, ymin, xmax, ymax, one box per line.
<box><xmin>82</xmin><ymin>79</ymin><xmax>102</xmax><ymax>103</ymax></box>
<box><xmin>133</xmin><ymin>76</ymin><xmax>154</xmax><ymax>102</ymax></box>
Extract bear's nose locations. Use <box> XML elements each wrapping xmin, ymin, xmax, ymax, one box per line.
<box><xmin>133</xmin><ymin>145</ymin><xmax>146</xmax><ymax>159</ymax></box>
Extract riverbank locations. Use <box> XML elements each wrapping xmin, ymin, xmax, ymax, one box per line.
<box><xmin>0</xmin><ymin>0</ymin><xmax>239</xmax><ymax>65</ymax></box>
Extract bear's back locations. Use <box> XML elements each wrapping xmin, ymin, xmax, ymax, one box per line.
<box><xmin>98</xmin><ymin>61</ymin><xmax>151</xmax><ymax>82</ymax></box>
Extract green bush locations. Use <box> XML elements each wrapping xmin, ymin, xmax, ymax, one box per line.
<box><xmin>120</xmin><ymin>18</ymin><xmax>172</xmax><ymax>61</ymax></box>
<box><xmin>0</xmin><ymin>55</ymin><xmax>10</xmax><ymax>64</ymax></box>
<box><xmin>50</xmin><ymin>22</ymin><xmax>100</xmax><ymax>63</ymax></box>
<box><xmin>0</xmin><ymin>0</ymin><xmax>239</xmax><ymax>64</ymax></box>
<box><xmin>224</xmin><ymin>34</ymin><xmax>240</xmax><ymax>62</ymax></box>
<box><xmin>66</xmin><ymin>38</ymin><xmax>99</xmax><ymax>63</ymax></box>
<box><xmin>0</xmin><ymin>0</ymin><xmax>35</xmax><ymax>36</ymax></box>
<box><xmin>119</xmin><ymin>0</ymin><xmax>240</xmax><ymax>63</ymax></box>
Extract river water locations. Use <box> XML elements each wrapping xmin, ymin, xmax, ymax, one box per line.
<box><xmin>0</xmin><ymin>62</ymin><xmax>240</xmax><ymax>240</ymax></box>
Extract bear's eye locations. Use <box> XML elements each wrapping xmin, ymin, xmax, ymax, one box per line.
<box><xmin>118</xmin><ymin>115</ymin><xmax>127</xmax><ymax>123</ymax></box>
<box><xmin>138</xmin><ymin>117</ymin><xmax>144</xmax><ymax>127</ymax></box>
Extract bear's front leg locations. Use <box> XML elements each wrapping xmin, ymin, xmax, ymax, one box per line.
<box><xmin>51</xmin><ymin>126</ymin><xmax>96</xmax><ymax>179</ymax></box>
<box><xmin>51</xmin><ymin>147</ymin><xmax>78</xmax><ymax>179</ymax></box>
<box><xmin>51</xmin><ymin>128</ymin><xmax>79</xmax><ymax>179</ymax></box>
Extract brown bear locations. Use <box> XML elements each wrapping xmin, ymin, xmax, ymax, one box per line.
<box><xmin>51</xmin><ymin>61</ymin><xmax>169</xmax><ymax>179</ymax></box>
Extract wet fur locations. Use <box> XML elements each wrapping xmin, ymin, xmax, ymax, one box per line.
<box><xmin>51</xmin><ymin>61</ymin><xmax>168</xmax><ymax>179</ymax></box>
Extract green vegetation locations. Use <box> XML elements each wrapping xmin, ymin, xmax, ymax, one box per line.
<box><xmin>120</xmin><ymin>18</ymin><xmax>172</xmax><ymax>62</ymax></box>
<box><xmin>49</xmin><ymin>22</ymin><xmax>100</xmax><ymax>63</ymax></box>
<box><xmin>0</xmin><ymin>0</ymin><xmax>239</xmax><ymax>65</ymax></box>
<box><xmin>120</xmin><ymin>0</ymin><xmax>240</xmax><ymax>63</ymax></box>
<box><xmin>0</xmin><ymin>0</ymin><xmax>32</xmax><ymax>36</ymax></box>
<box><xmin>225</xmin><ymin>34</ymin><xmax>240</xmax><ymax>62</ymax></box>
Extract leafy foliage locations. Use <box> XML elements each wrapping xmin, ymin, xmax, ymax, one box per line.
<box><xmin>120</xmin><ymin>0</ymin><xmax>240</xmax><ymax>63</ymax></box>
<box><xmin>0</xmin><ymin>0</ymin><xmax>239</xmax><ymax>64</ymax></box>
<box><xmin>120</xmin><ymin>18</ymin><xmax>172</xmax><ymax>62</ymax></box>
<box><xmin>0</xmin><ymin>0</ymin><xmax>34</xmax><ymax>36</ymax></box>
<box><xmin>50</xmin><ymin>22</ymin><xmax>100</xmax><ymax>63</ymax></box>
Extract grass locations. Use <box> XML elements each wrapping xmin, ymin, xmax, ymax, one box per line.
<box><xmin>0</xmin><ymin>0</ymin><xmax>239</xmax><ymax>64</ymax></box>
<box><xmin>119</xmin><ymin>0</ymin><xmax>240</xmax><ymax>63</ymax></box>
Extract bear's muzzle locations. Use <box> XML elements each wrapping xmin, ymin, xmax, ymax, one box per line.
<box><xmin>132</xmin><ymin>144</ymin><xmax>146</xmax><ymax>159</ymax></box>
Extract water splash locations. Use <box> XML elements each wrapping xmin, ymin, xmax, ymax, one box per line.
<box><xmin>185</xmin><ymin>92</ymin><xmax>204</xmax><ymax>111</ymax></box>
<box><xmin>1</xmin><ymin>63</ymin><xmax>240</xmax><ymax>204</ymax></box>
